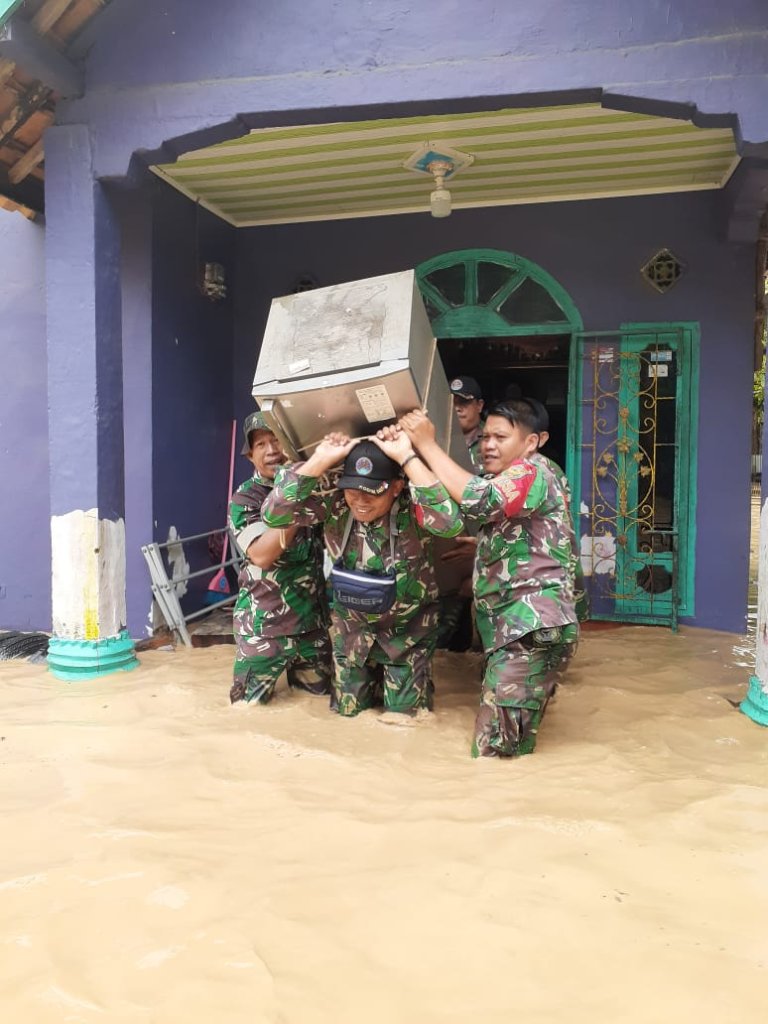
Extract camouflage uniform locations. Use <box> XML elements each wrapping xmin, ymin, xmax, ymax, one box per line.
<box><xmin>532</xmin><ymin>452</ymin><xmax>588</xmax><ymax>622</ymax></box>
<box><xmin>460</xmin><ymin>456</ymin><xmax>579</xmax><ymax>757</ymax></box>
<box><xmin>228</xmin><ymin>472</ymin><xmax>332</xmax><ymax>704</ymax></box>
<box><xmin>464</xmin><ymin>424</ymin><xmax>484</xmax><ymax>474</ymax></box>
<box><xmin>262</xmin><ymin>466</ymin><xmax>464</xmax><ymax>716</ymax></box>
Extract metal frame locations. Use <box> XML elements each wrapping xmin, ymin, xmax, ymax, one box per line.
<box><xmin>141</xmin><ymin>529</ymin><xmax>242</xmax><ymax>647</ymax></box>
<box><xmin>570</xmin><ymin>324</ymin><xmax>699</xmax><ymax>629</ymax></box>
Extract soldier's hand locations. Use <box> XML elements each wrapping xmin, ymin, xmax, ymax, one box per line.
<box><xmin>376</xmin><ymin>423</ymin><xmax>401</xmax><ymax>443</ymax></box>
<box><xmin>399</xmin><ymin>409</ymin><xmax>436</xmax><ymax>447</ymax></box>
<box><xmin>371</xmin><ymin>429</ymin><xmax>413</xmax><ymax>464</ymax></box>
<box><xmin>303</xmin><ymin>434</ymin><xmax>356</xmax><ymax>475</ymax></box>
<box><xmin>326</xmin><ymin>431</ymin><xmax>353</xmax><ymax>447</ymax></box>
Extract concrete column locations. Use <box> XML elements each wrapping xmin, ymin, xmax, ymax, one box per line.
<box><xmin>742</xmin><ymin>356</ymin><xmax>768</xmax><ymax>726</ymax></box>
<box><xmin>44</xmin><ymin>124</ymin><xmax>138</xmax><ymax>680</ymax></box>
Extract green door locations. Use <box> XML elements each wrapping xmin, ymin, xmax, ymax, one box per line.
<box><xmin>571</xmin><ymin>324</ymin><xmax>699</xmax><ymax>627</ymax></box>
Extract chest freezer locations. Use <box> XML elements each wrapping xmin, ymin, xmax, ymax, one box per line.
<box><xmin>251</xmin><ymin>269</ymin><xmax>470</xmax><ymax>470</ymax></box>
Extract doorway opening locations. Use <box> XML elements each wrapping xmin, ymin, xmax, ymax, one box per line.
<box><xmin>416</xmin><ymin>247</ymin><xmax>582</xmax><ymax>478</ymax></box>
<box><xmin>437</xmin><ymin>332</ymin><xmax>570</xmax><ymax>471</ymax></box>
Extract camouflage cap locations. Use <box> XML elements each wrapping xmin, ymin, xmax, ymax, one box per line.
<box><xmin>240</xmin><ymin>411</ymin><xmax>270</xmax><ymax>455</ymax></box>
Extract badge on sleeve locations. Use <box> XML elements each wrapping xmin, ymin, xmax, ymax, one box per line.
<box><xmin>492</xmin><ymin>461</ymin><xmax>537</xmax><ymax>516</ymax></box>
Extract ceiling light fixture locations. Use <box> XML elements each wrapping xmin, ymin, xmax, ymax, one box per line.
<box><xmin>427</xmin><ymin>159</ymin><xmax>453</xmax><ymax>218</ymax></box>
<box><xmin>404</xmin><ymin>143</ymin><xmax>474</xmax><ymax>219</ymax></box>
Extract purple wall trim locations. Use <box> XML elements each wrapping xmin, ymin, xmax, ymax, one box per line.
<box><xmin>0</xmin><ymin>212</ymin><xmax>50</xmax><ymax>631</ymax></box>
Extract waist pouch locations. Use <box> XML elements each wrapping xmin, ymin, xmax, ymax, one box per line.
<box><xmin>329</xmin><ymin>562</ymin><xmax>397</xmax><ymax>614</ymax></box>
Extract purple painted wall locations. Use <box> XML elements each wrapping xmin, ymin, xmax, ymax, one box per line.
<box><xmin>232</xmin><ymin>190</ymin><xmax>754</xmax><ymax>632</ymax></box>
<box><xmin>150</xmin><ymin>183</ymin><xmax>237</xmax><ymax>614</ymax></box>
<box><xmin>0</xmin><ymin>212</ymin><xmax>50</xmax><ymax>631</ymax></box>
<box><xmin>117</xmin><ymin>186</ymin><xmax>155</xmax><ymax>637</ymax></box>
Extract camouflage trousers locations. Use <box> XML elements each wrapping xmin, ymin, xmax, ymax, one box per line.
<box><xmin>472</xmin><ymin>627</ymin><xmax>577</xmax><ymax>758</ymax></box>
<box><xmin>332</xmin><ymin>635</ymin><xmax>434</xmax><ymax>717</ymax></box>
<box><xmin>230</xmin><ymin>628</ymin><xmax>333</xmax><ymax>705</ymax></box>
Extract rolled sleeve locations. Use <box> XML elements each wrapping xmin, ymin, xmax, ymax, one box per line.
<box><xmin>262</xmin><ymin>464</ymin><xmax>329</xmax><ymax>527</ymax></box>
<box><xmin>236</xmin><ymin>520</ymin><xmax>268</xmax><ymax>553</ymax></box>
<box><xmin>460</xmin><ymin>462</ymin><xmax>544</xmax><ymax>525</ymax></box>
<box><xmin>410</xmin><ymin>480</ymin><xmax>464</xmax><ymax>537</ymax></box>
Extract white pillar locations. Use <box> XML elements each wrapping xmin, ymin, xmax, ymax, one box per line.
<box><xmin>742</xmin><ymin>491</ymin><xmax>768</xmax><ymax>725</ymax></box>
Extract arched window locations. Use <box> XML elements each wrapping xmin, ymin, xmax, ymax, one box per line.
<box><xmin>416</xmin><ymin>249</ymin><xmax>582</xmax><ymax>337</ymax></box>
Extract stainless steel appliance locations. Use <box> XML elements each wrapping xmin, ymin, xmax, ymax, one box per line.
<box><xmin>251</xmin><ymin>269</ymin><xmax>470</xmax><ymax>468</ymax></box>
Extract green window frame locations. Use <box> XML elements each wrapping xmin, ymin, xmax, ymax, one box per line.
<box><xmin>416</xmin><ymin>248</ymin><xmax>583</xmax><ymax>338</ymax></box>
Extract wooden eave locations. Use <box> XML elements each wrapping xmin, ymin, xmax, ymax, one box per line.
<box><xmin>0</xmin><ymin>0</ymin><xmax>109</xmax><ymax>218</ymax></box>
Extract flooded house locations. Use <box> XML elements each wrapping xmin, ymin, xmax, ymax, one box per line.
<box><xmin>0</xmin><ymin>1</ymin><xmax>766</xmax><ymax>713</ymax></box>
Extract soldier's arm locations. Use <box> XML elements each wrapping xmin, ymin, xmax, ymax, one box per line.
<box><xmin>399</xmin><ymin>410</ymin><xmax>473</xmax><ymax>504</ymax></box>
<box><xmin>368</xmin><ymin>426</ymin><xmax>464</xmax><ymax>537</ymax></box>
<box><xmin>261</xmin><ymin>464</ymin><xmax>332</xmax><ymax>528</ymax></box>
<box><xmin>460</xmin><ymin>463</ymin><xmax>547</xmax><ymax>525</ymax></box>
<box><xmin>410</xmin><ymin>481</ymin><xmax>465</xmax><ymax>537</ymax></box>
<box><xmin>229</xmin><ymin>488</ymin><xmax>298</xmax><ymax>569</ymax></box>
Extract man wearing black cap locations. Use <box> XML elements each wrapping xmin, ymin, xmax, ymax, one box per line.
<box><xmin>262</xmin><ymin>431</ymin><xmax>463</xmax><ymax>717</ymax></box>
<box><xmin>228</xmin><ymin>411</ymin><xmax>332</xmax><ymax>706</ymax></box>
<box><xmin>449</xmin><ymin>376</ymin><xmax>485</xmax><ymax>473</ymax></box>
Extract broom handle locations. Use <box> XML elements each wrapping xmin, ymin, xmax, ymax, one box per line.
<box><xmin>220</xmin><ymin>419</ymin><xmax>237</xmax><ymax>567</ymax></box>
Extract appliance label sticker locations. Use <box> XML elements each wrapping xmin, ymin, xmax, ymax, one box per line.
<box><xmin>356</xmin><ymin>384</ymin><xmax>396</xmax><ymax>423</ymax></box>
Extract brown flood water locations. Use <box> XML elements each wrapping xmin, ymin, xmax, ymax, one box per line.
<box><xmin>1</xmin><ymin>626</ymin><xmax>767</xmax><ymax>1023</ymax></box>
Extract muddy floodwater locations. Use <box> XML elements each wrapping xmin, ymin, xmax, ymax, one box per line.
<box><xmin>1</xmin><ymin>626</ymin><xmax>767</xmax><ymax>1023</ymax></box>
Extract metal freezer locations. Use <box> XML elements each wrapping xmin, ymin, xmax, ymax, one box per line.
<box><xmin>251</xmin><ymin>270</ymin><xmax>470</xmax><ymax>469</ymax></box>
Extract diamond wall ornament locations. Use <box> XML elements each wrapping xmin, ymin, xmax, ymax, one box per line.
<box><xmin>641</xmin><ymin>248</ymin><xmax>685</xmax><ymax>293</ymax></box>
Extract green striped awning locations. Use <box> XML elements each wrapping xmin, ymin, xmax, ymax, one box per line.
<box><xmin>152</xmin><ymin>103</ymin><xmax>739</xmax><ymax>227</ymax></box>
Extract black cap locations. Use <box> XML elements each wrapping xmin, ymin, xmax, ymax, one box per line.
<box><xmin>449</xmin><ymin>376</ymin><xmax>482</xmax><ymax>400</ymax></box>
<box><xmin>337</xmin><ymin>440</ymin><xmax>400</xmax><ymax>495</ymax></box>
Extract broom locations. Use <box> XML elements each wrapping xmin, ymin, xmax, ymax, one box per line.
<box><xmin>205</xmin><ymin>419</ymin><xmax>238</xmax><ymax>605</ymax></box>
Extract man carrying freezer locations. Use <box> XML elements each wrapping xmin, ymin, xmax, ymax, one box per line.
<box><xmin>262</xmin><ymin>430</ymin><xmax>464</xmax><ymax>717</ymax></box>
<box><xmin>228</xmin><ymin>411</ymin><xmax>333</xmax><ymax>705</ymax></box>
<box><xmin>397</xmin><ymin>402</ymin><xmax>579</xmax><ymax>758</ymax></box>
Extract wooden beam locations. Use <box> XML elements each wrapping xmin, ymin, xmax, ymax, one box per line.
<box><xmin>0</xmin><ymin>193</ymin><xmax>36</xmax><ymax>218</ymax></box>
<box><xmin>0</xmin><ymin>16</ymin><xmax>82</xmax><ymax>96</ymax></box>
<box><xmin>0</xmin><ymin>81</ymin><xmax>51</xmax><ymax>149</ymax></box>
<box><xmin>8</xmin><ymin>136</ymin><xmax>44</xmax><ymax>183</ymax></box>
<box><xmin>33</xmin><ymin>0</ymin><xmax>78</xmax><ymax>36</ymax></box>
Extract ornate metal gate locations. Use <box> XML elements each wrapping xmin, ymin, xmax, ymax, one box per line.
<box><xmin>570</xmin><ymin>325</ymin><xmax>698</xmax><ymax>628</ymax></box>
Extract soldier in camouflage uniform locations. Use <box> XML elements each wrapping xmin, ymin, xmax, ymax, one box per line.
<box><xmin>449</xmin><ymin>375</ymin><xmax>485</xmax><ymax>473</ymax></box>
<box><xmin>228</xmin><ymin>412</ymin><xmax>332</xmax><ymax>705</ymax></box>
<box><xmin>399</xmin><ymin>401</ymin><xmax>579</xmax><ymax>758</ymax></box>
<box><xmin>521</xmin><ymin>396</ymin><xmax>588</xmax><ymax>623</ymax></box>
<box><xmin>262</xmin><ymin>432</ymin><xmax>464</xmax><ymax>717</ymax></box>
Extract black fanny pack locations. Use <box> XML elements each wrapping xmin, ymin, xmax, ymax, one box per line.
<box><xmin>329</xmin><ymin>503</ymin><xmax>399</xmax><ymax>615</ymax></box>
